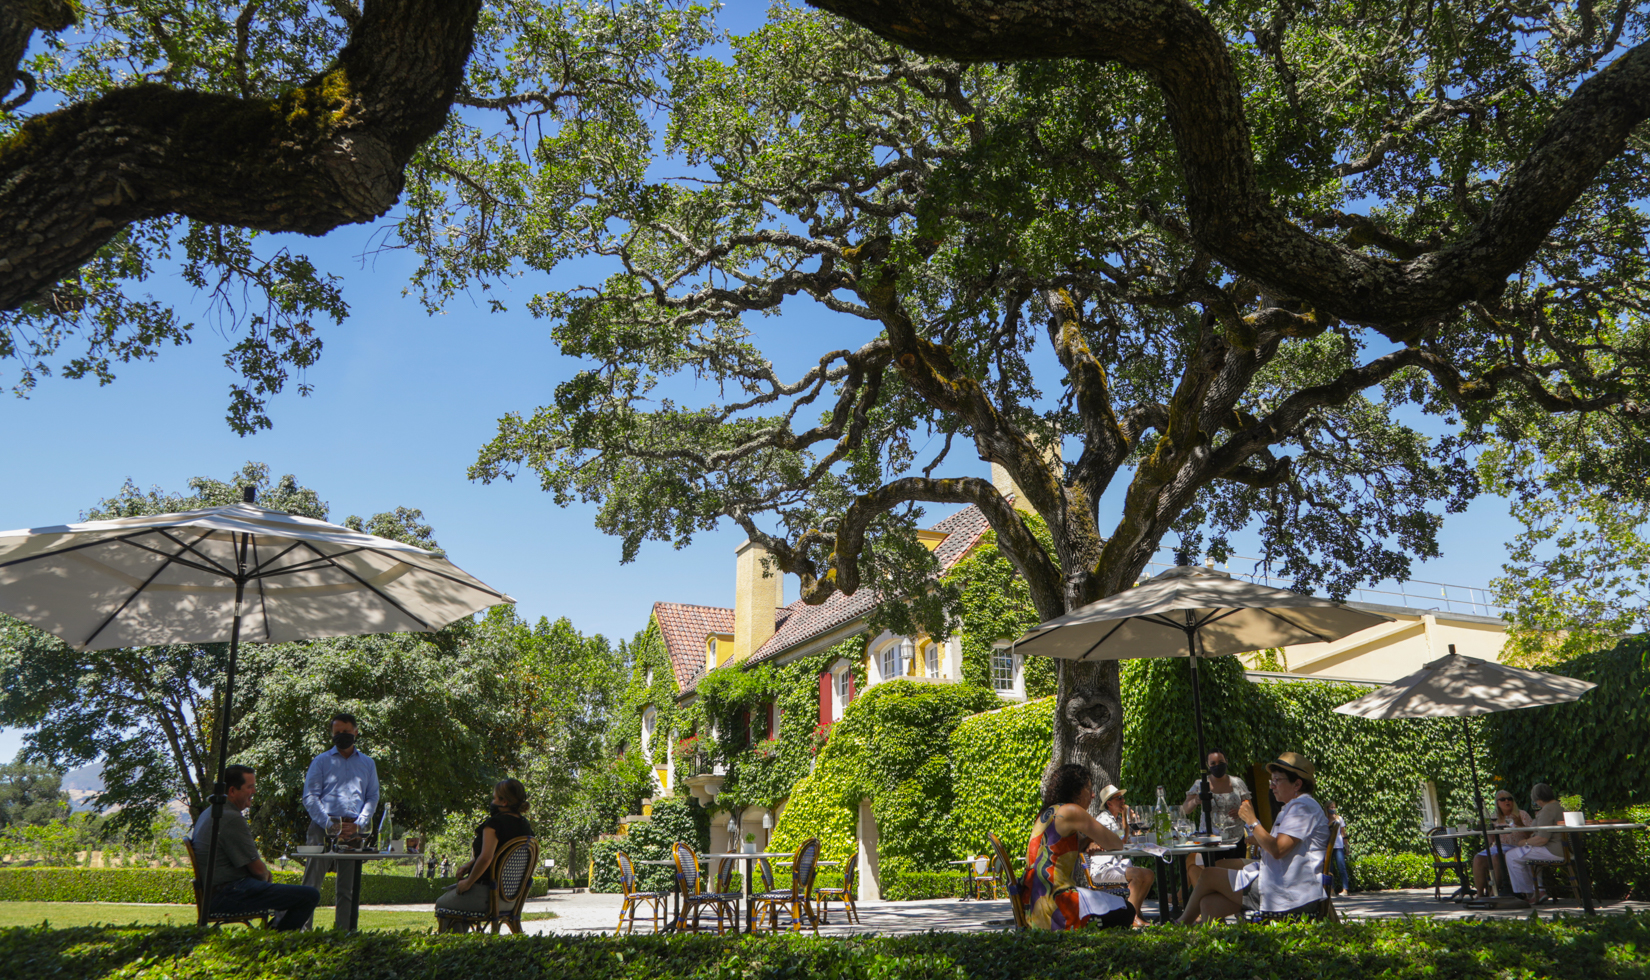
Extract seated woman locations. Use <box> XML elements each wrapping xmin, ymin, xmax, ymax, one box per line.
<box><xmin>1472</xmin><ymin>790</ymin><xmax>1531</xmax><ymax>897</ymax></box>
<box><xmin>1087</xmin><ymin>784</ymin><xmax>1155</xmax><ymax>927</ymax></box>
<box><xmin>434</xmin><ymin>778</ymin><xmax>533</xmax><ymax>929</ymax></box>
<box><xmin>1024</xmin><ymin>763</ymin><xmax>1139</xmax><ymax>930</ymax></box>
<box><xmin>1178</xmin><ymin>752</ymin><xmax>1330</xmax><ymax>925</ymax></box>
<box><xmin>1504</xmin><ymin>783</ymin><xmax>1567</xmax><ymax>901</ymax></box>
<box><xmin>1180</xmin><ymin>749</ymin><xmax>1252</xmax><ymax>889</ymax></box>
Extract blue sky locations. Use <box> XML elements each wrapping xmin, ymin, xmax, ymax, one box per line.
<box><xmin>0</xmin><ymin>3</ymin><xmax>1522</xmax><ymax>762</ymax></box>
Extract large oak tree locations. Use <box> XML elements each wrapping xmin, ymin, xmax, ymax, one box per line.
<box><xmin>463</xmin><ymin>1</ymin><xmax>1650</xmax><ymax>791</ymax></box>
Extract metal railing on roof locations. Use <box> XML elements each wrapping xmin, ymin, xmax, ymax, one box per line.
<box><xmin>1143</xmin><ymin>552</ymin><xmax>1507</xmax><ymax>619</ymax></box>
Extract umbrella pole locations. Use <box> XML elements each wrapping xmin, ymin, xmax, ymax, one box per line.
<box><xmin>1185</xmin><ymin>619</ymin><xmax>1213</xmax><ymax>837</ymax></box>
<box><xmin>1462</xmin><ymin>717</ymin><xmax>1493</xmax><ymax>895</ymax></box>
<box><xmin>200</xmin><ymin>533</ymin><xmax>249</xmax><ymax>925</ymax></box>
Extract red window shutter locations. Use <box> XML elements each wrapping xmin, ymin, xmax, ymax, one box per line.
<box><xmin>819</xmin><ymin>671</ymin><xmax>831</xmax><ymax>726</ymax></box>
<box><xmin>847</xmin><ymin>672</ymin><xmax>855</xmax><ymax>702</ymax></box>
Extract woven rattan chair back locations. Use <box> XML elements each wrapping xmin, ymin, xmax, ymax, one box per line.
<box><xmin>673</xmin><ymin>842</ymin><xmax>703</xmax><ymax>894</ymax></box>
<box><xmin>987</xmin><ymin>832</ymin><xmax>1029</xmax><ymax>930</ymax></box>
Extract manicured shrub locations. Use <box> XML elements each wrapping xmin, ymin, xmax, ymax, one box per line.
<box><xmin>1350</xmin><ymin>852</ymin><xmax>1437</xmax><ymax>891</ymax></box>
<box><xmin>4</xmin><ymin>916</ymin><xmax>1650</xmax><ymax>980</ymax></box>
<box><xmin>0</xmin><ymin>867</ymin><xmax>546</xmax><ymax>905</ymax></box>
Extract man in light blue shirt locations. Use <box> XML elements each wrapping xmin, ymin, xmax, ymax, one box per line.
<box><xmin>300</xmin><ymin>712</ymin><xmax>379</xmax><ymax>928</ymax></box>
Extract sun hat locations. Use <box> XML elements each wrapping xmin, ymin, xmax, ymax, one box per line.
<box><xmin>1096</xmin><ymin>784</ymin><xmax>1126</xmax><ymax>806</ymax></box>
<box><xmin>1267</xmin><ymin>752</ymin><xmax>1315</xmax><ymax>780</ymax></box>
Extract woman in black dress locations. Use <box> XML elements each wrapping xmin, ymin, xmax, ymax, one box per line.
<box><xmin>434</xmin><ymin>778</ymin><xmax>533</xmax><ymax>925</ymax></box>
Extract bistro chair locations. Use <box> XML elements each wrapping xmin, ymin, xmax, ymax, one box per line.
<box><xmin>813</xmin><ymin>847</ymin><xmax>861</xmax><ymax>925</ymax></box>
<box><xmin>672</xmin><ymin>843</ymin><xmax>739</xmax><ymax>934</ymax></box>
<box><xmin>968</xmin><ymin>854</ymin><xmax>1001</xmax><ymax>900</ymax></box>
<box><xmin>757</xmin><ymin>856</ymin><xmax>776</xmax><ymax>892</ymax></box>
<box><xmin>1524</xmin><ymin>840</ymin><xmax>1583</xmax><ymax>904</ymax></box>
<box><xmin>1427</xmin><ymin>828</ymin><xmax>1471</xmax><ymax>902</ymax></box>
<box><xmin>751</xmin><ymin>837</ymin><xmax>822</xmax><ymax>934</ymax></box>
<box><xmin>613</xmin><ymin>851</ymin><xmax>668</xmax><ymax>935</ymax></box>
<box><xmin>182</xmin><ymin>838</ymin><xmax>275</xmax><ymax>929</ymax></box>
<box><xmin>986</xmin><ymin>832</ymin><xmax>1029</xmax><ymax>931</ymax></box>
<box><xmin>436</xmin><ymin>836</ymin><xmax>540</xmax><ymax>934</ymax></box>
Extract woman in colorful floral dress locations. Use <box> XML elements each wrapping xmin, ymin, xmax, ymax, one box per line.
<box><xmin>1023</xmin><ymin>763</ymin><xmax>1138</xmax><ymax>930</ymax></box>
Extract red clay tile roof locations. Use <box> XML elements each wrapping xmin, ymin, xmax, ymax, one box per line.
<box><xmin>653</xmin><ymin>602</ymin><xmax>733</xmax><ymax>691</ymax></box>
<box><xmin>659</xmin><ymin>506</ymin><xmax>997</xmax><ymax>692</ymax></box>
<box><xmin>746</xmin><ymin>504</ymin><xmax>995</xmax><ymax>665</ymax></box>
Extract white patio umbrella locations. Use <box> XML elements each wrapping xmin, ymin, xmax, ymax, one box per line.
<box><xmin>0</xmin><ymin>487</ymin><xmax>515</xmax><ymax>920</ymax></box>
<box><xmin>1013</xmin><ymin>565</ymin><xmax>1392</xmax><ymax>831</ymax></box>
<box><xmin>1334</xmin><ymin>648</ymin><xmax>1596</xmax><ymax>895</ymax></box>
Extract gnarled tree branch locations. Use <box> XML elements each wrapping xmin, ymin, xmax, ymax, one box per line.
<box><xmin>0</xmin><ymin>0</ymin><xmax>483</xmax><ymax>311</ymax></box>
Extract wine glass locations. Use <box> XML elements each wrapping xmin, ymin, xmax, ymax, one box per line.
<box><xmin>326</xmin><ymin>816</ymin><xmax>342</xmax><ymax>851</ymax></box>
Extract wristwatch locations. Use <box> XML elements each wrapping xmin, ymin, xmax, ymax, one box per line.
<box><xmin>1247</xmin><ymin>821</ymin><xmax>1261</xmax><ymax>831</ymax></box>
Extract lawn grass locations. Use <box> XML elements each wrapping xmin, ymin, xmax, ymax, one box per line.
<box><xmin>0</xmin><ymin>902</ymin><xmax>555</xmax><ymax>931</ymax></box>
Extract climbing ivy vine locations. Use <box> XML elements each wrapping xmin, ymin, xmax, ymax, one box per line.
<box><xmin>943</xmin><ymin>522</ymin><xmax>1057</xmax><ymax>698</ymax></box>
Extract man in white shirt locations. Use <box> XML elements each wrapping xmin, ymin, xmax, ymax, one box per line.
<box><xmin>1176</xmin><ymin>752</ymin><xmax>1331</xmax><ymax>924</ymax></box>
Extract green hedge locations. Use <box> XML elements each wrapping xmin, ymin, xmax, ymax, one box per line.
<box><xmin>769</xmin><ymin>679</ymin><xmax>1001</xmax><ymax>883</ymax></box>
<box><xmin>1350</xmin><ymin>852</ymin><xmax>1437</xmax><ymax>891</ymax></box>
<box><xmin>881</xmin><ymin>870</ymin><xmax>969</xmax><ymax>901</ymax></box>
<box><xmin>0</xmin><ymin>867</ymin><xmax>548</xmax><ymax>905</ymax></box>
<box><xmin>5</xmin><ymin>917</ymin><xmax>1650</xmax><ymax>980</ymax></box>
<box><xmin>948</xmin><ymin>697</ymin><xmax>1054</xmax><ymax>864</ymax></box>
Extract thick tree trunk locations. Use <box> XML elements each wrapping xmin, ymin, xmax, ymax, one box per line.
<box><xmin>0</xmin><ymin>0</ymin><xmax>482</xmax><ymax>311</ymax></box>
<box><xmin>1052</xmin><ymin>659</ymin><xmax>1123</xmax><ymax>801</ymax></box>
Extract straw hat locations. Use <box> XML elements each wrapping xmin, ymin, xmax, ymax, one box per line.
<box><xmin>1267</xmin><ymin>752</ymin><xmax>1315</xmax><ymax>780</ymax></box>
<box><xmin>1096</xmin><ymin>784</ymin><xmax>1127</xmax><ymax>806</ymax></box>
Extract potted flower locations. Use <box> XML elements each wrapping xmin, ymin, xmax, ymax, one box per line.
<box><xmin>754</xmin><ymin>737</ymin><xmax>781</xmax><ymax>761</ymax></box>
<box><xmin>743</xmin><ymin>832</ymin><xmax>758</xmax><ymax>854</ymax></box>
<box><xmin>809</xmin><ymin>722</ymin><xmax>832</xmax><ymax>756</ymax></box>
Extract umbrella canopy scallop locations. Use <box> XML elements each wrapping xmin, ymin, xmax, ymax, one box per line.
<box><xmin>0</xmin><ymin>501</ymin><xmax>513</xmax><ymax>651</ymax></box>
<box><xmin>1012</xmin><ymin>565</ymin><xmax>1392</xmax><ymax>661</ymax></box>
<box><xmin>1333</xmin><ymin>652</ymin><xmax>1597</xmax><ymax>720</ymax></box>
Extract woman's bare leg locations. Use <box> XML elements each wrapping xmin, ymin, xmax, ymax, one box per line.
<box><xmin>1194</xmin><ymin>893</ymin><xmax>1242</xmax><ymax>923</ymax></box>
<box><xmin>1472</xmin><ymin>853</ymin><xmax>1489</xmax><ymax>893</ymax></box>
<box><xmin>1178</xmin><ymin>868</ymin><xmax>1243</xmax><ymax>925</ymax></box>
<box><xmin>1126</xmin><ymin>867</ymin><xmax>1154</xmax><ymax>925</ymax></box>
<box><xmin>1186</xmin><ymin>854</ymin><xmax>1202</xmax><ymax>889</ymax></box>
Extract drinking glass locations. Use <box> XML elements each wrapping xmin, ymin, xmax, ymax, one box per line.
<box><xmin>326</xmin><ymin>816</ymin><xmax>343</xmax><ymax>851</ymax></box>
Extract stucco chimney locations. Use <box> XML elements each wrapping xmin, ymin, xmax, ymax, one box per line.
<box><xmin>733</xmin><ymin>538</ymin><xmax>783</xmax><ymax>662</ymax></box>
<box><xmin>991</xmin><ymin>462</ymin><xmax>1044</xmax><ymax>515</ymax></box>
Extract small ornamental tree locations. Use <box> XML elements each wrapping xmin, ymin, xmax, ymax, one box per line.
<box><xmin>472</xmin><ymin>5</ymin><xmax>1650</xmax><ymax>791</ymax></box>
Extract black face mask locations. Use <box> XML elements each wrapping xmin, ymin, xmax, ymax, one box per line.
<box><xmin>1208</xmin><ymin>762</ymin><xmax>1229</xmax><ymax>779</ymax></box>
<box><xmin>333</xmin><ymin>732</ymin><xmax>356</xmax><ymax>750</ymax></box>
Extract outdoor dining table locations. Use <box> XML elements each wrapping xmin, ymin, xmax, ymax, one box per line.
<box><xmin>637</xmin><ymin>852</ymin><xmax>812</xmax><ymax>934</ymax></box>
<box><xmin>948</xmin><ymin>857</ymin><xmax>996</xmax><ymax>901</ymax></box>
<box><xmin>701</xmin><ymin>851</ymin><xmax>801</xmax><ymax>933</ymax></box>
<box><xmin>1483</xmin><ymin>822</ymin><xmax>1647</xmax><ymax>914</ymax></box>
<box><xmin>286</xmin><ymin>849</ymin><xmax>420</xmax><ymax>930</ymax></box>
<box><xmin>1112</xmin><ymin>840</ymin><xmax>1231</xmax><ymax>923</ymax></box>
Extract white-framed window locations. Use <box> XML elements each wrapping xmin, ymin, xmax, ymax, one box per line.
<box><xmin>831</xmin><ymin>663</ymin><xmax>852</xmax><ymax>721</ymax></box>
<box><xmin>924</xmin><ymin>642</ymin><xmax>940</xmax><ymax>678</ymax></box>
<box><xmin>879</xmin><ymin>643</ymin><xmax>900</xmax><ymax>682</ymax></box>
<box><xmin>641</xmin><ymin>706</ymin><xmax>657</xmax><ymax>755</ymax></box>
<box><xmin>991</xmin><ymin>642</ymin><xmax>1024</xmax><ymax>698</ymax></box>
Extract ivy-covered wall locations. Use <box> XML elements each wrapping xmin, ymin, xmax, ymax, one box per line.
<box><xmin>950</xmin><ymin>696</ymin><xmax>1056</xmax><ymax>857</ymax></box>
<box><xmin>611</xmin><ymin>618</ymin><xmax>681</xmax><ymax>783</ymax></box>
<box><xmin>1484</xmin><ymin>636</ymin><xmax>1650</xmax><ymax>810</ymax></box>
<box><xmin>1121</xmin><ymin>656</ymin><xmax>1494</xmax><ymax>855</ymax></box>
<box><xmin>945</xmin><ymin>526</ymin><xmax>1057</xmax><ymax>699</ymax></box>
<box><xmin>681</xmin><ymin>636</ymin><xmax>869</xmax><ymax>812</ymax></box>
<box><xmin>768</xmin><ymin>679</ymin><xmax>1001</xmax><ymax>879</ymax></box>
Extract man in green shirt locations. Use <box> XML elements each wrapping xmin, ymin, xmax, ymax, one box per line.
<box><xmin>190</xmin><ymin>765</ymin><xmax>319</xmax><ymax>930</ymax></box>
